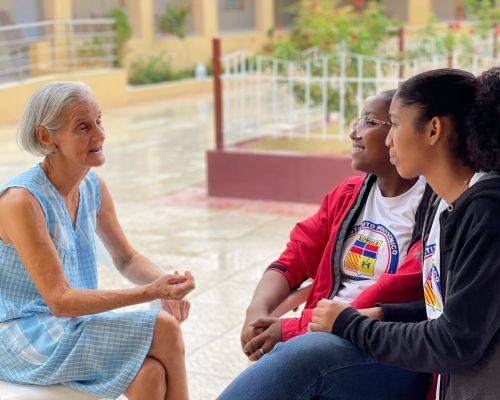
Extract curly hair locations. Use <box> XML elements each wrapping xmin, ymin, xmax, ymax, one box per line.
<box><xmin>395</xmin><ymin>69</ymin><xmax>477</xmax><ymax>167</ymax></box>
<box><xmin>466</xmin><ymin>67</ymin><xmax>500</xmax><ymax>171</ymax></box>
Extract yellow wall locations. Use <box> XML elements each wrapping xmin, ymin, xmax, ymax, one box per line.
<box><xmin>407</xmin><ymin>0</ymin><xmax>431</xmax><ymax>25</ymax></box>
<box><xmin>0</xmin><ymin>70</ymin><xmax>127</xmax><ymax>123</ymax></box>
<box><xmin>127</xmin><ymin>36</ymin><xmax>212</xmax><ymax>71</ymax></box>
<box><xmin>127</xmin><ymin>77</ymin><xmax>212</xmax><ymax>104</ymax></box>
<box><xmin>0</xmin><ymin>69</ymin><xmax>212</xmax><ymax>124</ymax></box>
<box><xmin>127</xmin><ymin>30</ymin><xmax>270</xmax><ymax>71</ymax></box>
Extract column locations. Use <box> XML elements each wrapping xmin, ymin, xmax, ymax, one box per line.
<box><xmin>255</xmin><ymin>0</ymin><xmax>274</xmax><ymax>33</ymax></box>
<box><xmin>407</xmin><ymin>0</ymin><xmax>431</xmax><ymax>25</ymax></box>
<box><xmin>193</xmin><ymin>0</ymin><xmax>218</xmax><ymax>38</ymax></box>
<box><xmin>128</xmin><ymin>0</ymin><xmax>154</xmax><ymax>43</ymax></box>
<box><xmin>43</xmin><ymin>0</ymin><xmax>72</xmax><ymax>20</ymax></box>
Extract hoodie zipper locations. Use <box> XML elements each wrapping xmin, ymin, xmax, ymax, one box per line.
<box><xmin>328</xmin><ymin>175</ymin><xmax>375</xmax><ymax>300</ymax></box>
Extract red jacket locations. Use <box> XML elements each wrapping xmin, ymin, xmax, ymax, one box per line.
<box><xmin>267</xmin><ymin>175</ymin><xmax>428</xmax><ymax>342</ymax></box>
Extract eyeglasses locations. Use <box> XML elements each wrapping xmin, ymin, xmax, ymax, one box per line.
<box><xmin>350</xmin><ymin>116</ymin><xmax>393</xmax><ymax>135</ymax></box>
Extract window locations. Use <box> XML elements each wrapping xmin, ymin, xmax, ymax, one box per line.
<box><xmin>154</xmin><ymin>0</ymin><xmax>194</xmax><ymax>35</ymax></box>
<box><xmin>0</xmin><ymin>0</ymin><xmax>44</xmax><ymax>26</ymax></box>
<box><xmin>274</xmin><ymin>0</ymin><xmax>297</xmax><ymax>28</ymax></box>
<box><xmin>380</xmin><ymin>0</ymin><xmax>408</xmax><ymax>21</ymax></box>
<box><xmin>218</xmin><ymin>0</ymin><xmax>256</xmax><ymax>32</ymax></box>
<box><xmin>431</xmin><ymin>0</ymin><xmax>458</xmax><ymax>21</ymax></box>
<box><xmin>73</xmin><ymin>0</ymin><xmax>129</xmax><ymax>19</ymax></box>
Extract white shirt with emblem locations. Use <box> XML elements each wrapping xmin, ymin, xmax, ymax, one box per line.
<box><xmin>423</xmin><ymin>172</ymin><xmax>499</xmax><ymax>320</ymax></box>
<box><xmin>422</xmin><ymin>199</ymin><xmax>447</xmax><ymax>320</ymax></box>
<box><xmin>333</xmin><ymin>178</ymin><xmax>425</xmax><ymax>304</ymax></box>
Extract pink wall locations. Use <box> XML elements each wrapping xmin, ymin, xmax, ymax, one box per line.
<box><xmin>207</xmin><ymin>149</ymin><xmax>362</xmax><ymax>204</ymax></box>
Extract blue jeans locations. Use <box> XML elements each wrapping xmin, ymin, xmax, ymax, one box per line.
<box><xmin>218</xmin><ymin>332</ymin><xmax>430</xmax><ymax>400</ymax></box>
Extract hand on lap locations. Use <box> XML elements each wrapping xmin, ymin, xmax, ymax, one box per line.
<box><xmin>243</xmin><ymin>318</ymin><xmax>282</xmax><ymax>361</ymax></box>
<box><xmin>308</xmin><ymin>299</ymin><xmax>351</xmax><ymax>333</ymax></box>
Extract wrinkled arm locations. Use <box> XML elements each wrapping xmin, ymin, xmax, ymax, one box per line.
<box><xmin>0</xmin><ymin>188</ymin><xmax>193</xmax><ymax>318</ymax></box>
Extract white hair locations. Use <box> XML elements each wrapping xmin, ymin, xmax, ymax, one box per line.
<box><xmin>17</xmin><ymin>81</ymin><xmax>94</xmax><ymax>156</ymax></box>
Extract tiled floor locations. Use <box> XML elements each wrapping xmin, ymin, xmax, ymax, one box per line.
<box><xmin>0</xmin><ymin>93</ymin><xmax>317</xmax><ymax>399</ymax></box>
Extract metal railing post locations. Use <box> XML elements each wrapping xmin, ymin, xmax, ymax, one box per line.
<box><xmin>213</xmin><ymin>38</ymin><xmax>224</xmax><ymax>151</ymax></box>
<box><xmin>494</xmin><ymin>25</ymin><xmax>499</xmax><ymax>59</ymax></box>
<box><xmin>398</xmin><ymin>26</ymin><xmax>404</xmax><ymax>79</ymax></box>
<box><xmin>448</xmin><ymin>23</ymin><xmax>454</xmax><ymax>68</ymax></box>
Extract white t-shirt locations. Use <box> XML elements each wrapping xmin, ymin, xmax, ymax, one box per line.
<box><xmin>422</xmin><ymin>199</ymin><xmax>447</xmax><ymax>320</ymax></box>
<box><xmin>333</xmin><ymin>179</ymin><xmax>425</xmax><ymax>303</ymax></box>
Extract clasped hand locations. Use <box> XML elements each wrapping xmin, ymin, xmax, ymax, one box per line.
<box><xmin>152</xmin><ymin>271</ymin><xmax>195</xmax><ymax>324</ymax></box>
<box><xmin>241</xmin><ymin>317</ymin><xmax>282</xmax><ymax>361</ymax></box>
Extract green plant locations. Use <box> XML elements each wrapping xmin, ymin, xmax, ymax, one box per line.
<box><xmin>403</xmin><ymin>17</ymin><xmax>447</xmax><ymax>60</ymax></box>
<box><xmin>287</xmin><ymin>0</ymin><xmax>393</xmax><ymax>55</ymax></box>
<box><xmin>461</xmin><ymin>0</ymin><xmax>500</xmax><ymax>37</ymax></box>
<box><xmin>129</xmin><ymin>53</ymin><xmax>175</xmax><ymax>85</ymax></box>
<box><xmin>159</xmin><ymin>2</ymin><xmax>191</xmax><ymax>39</ymax></box>
<box><xmin>128</xmin><ymin>53</ymin><xmax>202</xmax><ymax>85</ymax></box>
<box><xmin>107</xmin><ymin>8</ymin><xmax>132</xmax><ymax>67</ymax></box>
<box><xmin>76</xmin><ymin>37</ymin><xmax>107</xmax><ymax>68</ymax></box>
<box><xmin>262</xmin><ymin>0</ymin><xmax>395</xmax><ymax>123</ymax></box>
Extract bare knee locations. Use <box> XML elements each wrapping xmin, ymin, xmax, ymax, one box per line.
<box><xmin>150</xmin><ymin>311</ymin><xmax>185</xmax><ymax>358</ymax></box>
<box><xmin>125</xmin><ymin>357</ymin><xmax>166</xmax><ymax>399</ymax></box>
<box><xmin>142</xmin><ymin>357</ymin><xmax>167</xmax><ymax>388</ymax></box>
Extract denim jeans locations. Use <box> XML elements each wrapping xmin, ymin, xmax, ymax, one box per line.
<box><xmin>218</xmin><ymin>332</ymin><xmax>430</xmax><ymax>400</ymax></box>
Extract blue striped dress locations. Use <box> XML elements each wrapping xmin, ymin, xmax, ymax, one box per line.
<box><xmin>0</xmin><ymin>165</ymin><xmax>159</xmax><ymax>399</ymax></box>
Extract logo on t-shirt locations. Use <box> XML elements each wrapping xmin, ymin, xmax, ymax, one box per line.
<box><xmin>423</xmin><ymin>243</ymin><xmax>444</xmax><ymax>319</ymax></box>
<box><xmin>345</xmin><ymin>234</ymin><xmax>382</xmax><ymax>277</ymax></box>
<box><xmin>424</xmin><ymin>244</ymin><xmax>436</xmax><ymax>260</ymax></box>
<box><xmin>343</xmin><ymin>221</ymin><xmax>399</xmax><ymax>279</ymax></box>
<box><xmin>424</xmin><ymin>261</ymin><xmax>443</xmax><ymax>313</ymax></box>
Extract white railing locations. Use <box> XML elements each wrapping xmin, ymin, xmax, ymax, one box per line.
<box><xmin>222</xmin><ymin>50</ymin><xmax>500</xmax><ymax>142</ymax></box>
<box><xmin>383</xmin><ymin>22</ymin><xmax>497</xmax><ymax>57</ymax></box>
<box><xmin>0</xmin><ymin>19</ymin><xmax>116</xmax><ymax>83</ymax></box>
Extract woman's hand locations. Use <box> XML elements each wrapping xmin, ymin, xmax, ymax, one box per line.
<box><xmin>151</xmin><ymin>271</ymin><xmax>195</xmax><ymax>301</ymax></box>
<box><xmin>243</xmin><ymin>318</ymin><xmax>282</xmax><ymax>361</ymax></box>
<box><xmin>160</xmin><ymin>271</ymin><xmax>193</xmax><ymax>323</ymax></box>
<box><xmin>308</xmin><ymin>299</ymin><xmax>351</xmax><ymax>333</ymax></box>
<box><xmin>161</xmin><ymin>299</ymin><xmax>191</xmax><ymax>323</ymax></box>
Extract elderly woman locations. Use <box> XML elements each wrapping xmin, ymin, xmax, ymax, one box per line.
<box><xmin>0</xmin><ymin>82</ymin><xmax>195</xmax><ymax>400</ymax></box>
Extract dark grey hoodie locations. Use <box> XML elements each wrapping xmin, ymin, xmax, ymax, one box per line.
<box><xmin>332</xmin><ymin>177</ymin><xmax>500</xmax><ymax>400</ymax></box>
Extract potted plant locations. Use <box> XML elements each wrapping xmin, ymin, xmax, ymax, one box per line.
<box><xmin>159</xmin><ymin>2</ymin><xmax>191</xmax><ymax>39</ymax></box>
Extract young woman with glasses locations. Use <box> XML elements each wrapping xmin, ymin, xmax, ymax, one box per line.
<box><xmin>222</xmin><ymin>89</ymin><xmax>433</xmax><ymax>399</ymax></box>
